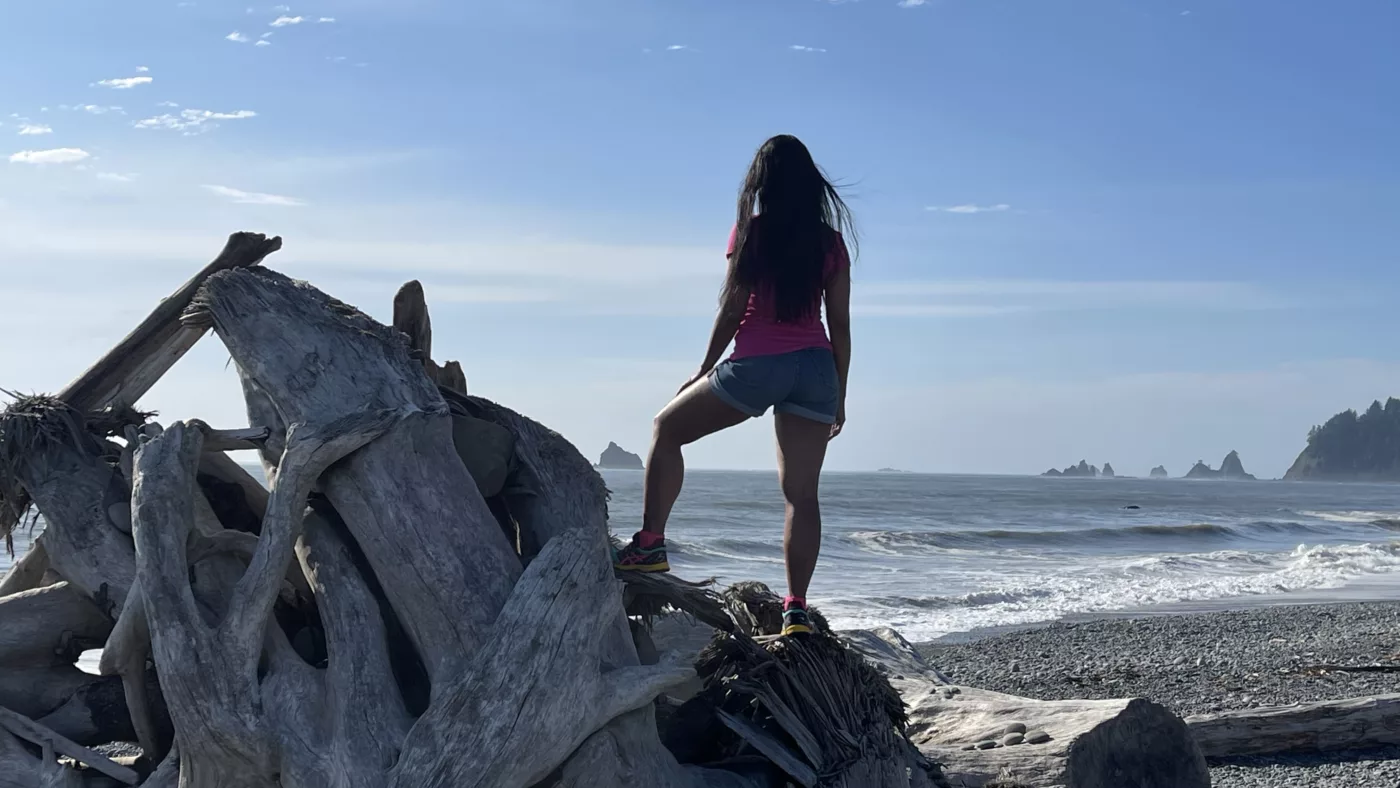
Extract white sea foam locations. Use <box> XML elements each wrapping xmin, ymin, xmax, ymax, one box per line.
<box><xmin>819</xmin><ymin>540</ymin><xmax>1400</xmax><ymax>642</ymax></box>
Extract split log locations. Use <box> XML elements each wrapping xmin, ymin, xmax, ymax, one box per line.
<box><xmin>1186</xmin><ymin>693</ymin><xmax>1400</xmax><ymax>758</ymax></box>
<box><xmin>843</xmin><ymin>628</ymin><xmax>1209</xmax><ymax>788</ymax></box>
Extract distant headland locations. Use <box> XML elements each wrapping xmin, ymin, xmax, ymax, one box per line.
<box><xmin>1286</xmin><ymin>398</ymin><xmax>1400</xmax><ymax>482</ymax></box>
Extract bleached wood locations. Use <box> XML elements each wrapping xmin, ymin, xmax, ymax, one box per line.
<box><xmin>842</xmin><ymin>627</ymin><xmax>1209</xmax><ymax>788</ymax></box>
<box><xmin>195</xmin><ymin>268</ymin><xmax>522</xmax><ymax>678</ymax></box>
<box><xmin>131</xmin><ymin>416</ymin><xmax>393</xmax><ymax>787</ymax></box>
<box><xmin>0</xmin><ymin>538</ymin><xmax>51</xmax><ymax>596</ymax></box>
<box><xmin>384</xmin><ymin>527</ymin><xmax>695</xmax><ymax>788</ymax></box>
<box><xmin>0</xmin><ymin>232</ymin><xmax>282</xmax><ymax>542</ymax></box>
<box><xmin>1186</xmin><ymin>693</ymin><xmax>1400</xmax><ymax>758</ymax></box>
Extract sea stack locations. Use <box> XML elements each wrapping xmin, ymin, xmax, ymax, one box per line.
<box><xmin>1149</xmin><ymin>465</ymin><xmax>1169</xmax><ymax>479</ymax></box>
<box><xmin>598</xmin><ymin>441</ymin><xmax>644</xmax><ymax>470</ymax></box>
<box><xmin>1184</xmin><ymin>451</ymin><xmax>1256</xmax><ymax>480</ymax></box>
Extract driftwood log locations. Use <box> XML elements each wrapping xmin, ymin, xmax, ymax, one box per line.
<box><xmin>1186</xmin><ymin>693</ymin><xmax>1400</xmax><ymax>758</ymax></box>
<box><xmin>0</xmin><ymin>230</ymin><xmax>1347</xmax><ymax>788</ymax></box>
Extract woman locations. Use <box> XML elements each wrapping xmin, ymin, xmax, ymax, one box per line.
<box><xmin>613</xmin><ymin>134</ymin><xmax>854</xmax><ymax>638</ymax></box>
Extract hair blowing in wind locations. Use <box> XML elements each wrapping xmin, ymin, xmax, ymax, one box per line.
<box><xmin>722</xmin><ymin>135</ymin><xmax>857</xmax><ymax>323</ymax></box>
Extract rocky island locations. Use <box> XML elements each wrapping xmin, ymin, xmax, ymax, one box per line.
<box><xmin>1149</xmin><ymin>465</ymin><xmax>1169</xmax><ymax>478</ymax></box>
<box><xmin>1286</xmin><ymin>398</ymin><xmax>1400</xmax><ymax>481</ymax></box>
<box><xmin>1184</xmin><ymin>450</ymin><xmax>1256</xmax><ymax>480</ymax></box>
<box><xmin>1042</xmin><ymin>460</ymin><xmax>1100</xmax><ymax>478</ymax></box>
<box><xmin>598</xmin><ymin>441</ymin><xmax>644</xmax><ymax>470</ymax></box>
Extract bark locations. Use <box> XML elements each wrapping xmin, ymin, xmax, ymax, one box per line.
<box><xmin>1185</xmin><ymin>693</ymin><xmax>1400</xmax><ymax>758</ymax></box>
<box><xmin>842</xmin><ymin>627</ymin><xmax>1209</xmax><ymax>788</ymax></box>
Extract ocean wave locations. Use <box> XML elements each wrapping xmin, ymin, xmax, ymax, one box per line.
<box><xmin>820</xmin><ymin>541</ymin><xmax>1400</xmax><ymax>641</ymax></box>
<box><xmin>1298</xmin><ymin>510</ymin><xmax>1400</xmax><ymax>525</ymax></box>
<box><xmin>844</xmin><ymin>519</ymin><xmax>1361</xmax><ymax>553</ymax></box>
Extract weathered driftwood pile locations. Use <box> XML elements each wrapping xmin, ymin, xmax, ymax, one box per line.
<box><xmin>0</xmin><ymin>233</ymin><xmax>1380</xmax><ymax>788</ymax></box>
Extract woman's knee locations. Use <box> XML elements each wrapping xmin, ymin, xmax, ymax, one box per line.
<box><xmin>653</xmin><ymin>410</ymin><xmax>685</xmax><ymax>446</ymax></box>
<box><xmin>781</xmin><ymin>478</ymin><xmax>821</xmax><ymax>510</ymax></box>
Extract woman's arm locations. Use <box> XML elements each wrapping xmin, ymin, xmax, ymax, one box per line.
<box><xmin>681</xmin><ymin>283</ymin><xmax>749</xmax><ymax>393</ymax></box>
<box><xmin>825</xmin><ymin>263</ymin><xmax>852</xmax><ymax>439</ymax></box>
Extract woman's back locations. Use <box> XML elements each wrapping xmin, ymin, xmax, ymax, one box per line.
<box><xmin>726</xmin><ymin>218</ymin><xmax>851</xmax><ymax>360</ymax></box>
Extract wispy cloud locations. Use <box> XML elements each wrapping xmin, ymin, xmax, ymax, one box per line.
<box><xmin>136</xmin><ymin>66</ymin><xmax>150</xmax><ymax>73</ymax></box>
<box><xmin>95</xmin><ymin>76</ymin><xmax>153</xmax><ymax>89</ymax></box>
<box><xmin>64</xmin><ymin>104</ymin><xmax>125</xmax><ymax>115</ymax></box>
<box><xmin>666</xmin><ymin>44</ymin><xmax>690</xmax><ymax>51</ymax></box>
<box><xmin>317</xmin><ymin>16</ymin><xmax>335</xmax><ymax>22</ymax></box>
<box><xmin>270</xmin><ymin>15</ymin><xmax>305</xmax><ymax>26</ymax></box>
<box><xmin>927</xmin><ymin>203</ymin><xmax>1012</xmax><ymax>214</ymax></box>
<box><xmin>97</xmin><ymin>172</ymin><xmax>136</xmax><ymax>182</ymax></box>
<box><xmin>202</xmin><ymin>184</ymin><xmax>306</xmax><ymax>206</ymax></box>
<box><xmin>273</xmin><ymin>4</ymin><xmax>291</xmax><ymax>10</ymax></box>
<box><xmin>9</xmin><ymin>148</ymin><xmax>91</xmax><ymax>165</ymax></box>
<box><xmin>790</xmin><ymin>45</ymin><xmax>827</xmax><ymax>53</ymax></box>
<box><xmin>135</xmin><ymin>108</ymin><xmax>257</xmax><ymax>133</ymax></box>
<box><xmin>227</xmin><ymin>31</ymin><xmax>250</xmax><ymax>42</ymax></box>
<box><xmin>858</xmin><ymin>279</ymin><xmax>1293</xmax><ymax>312</ymax></box>
<box><xmin>255</xmin><ymin>39</ymin><xmax>272</xmax><ymax>46</ymax></box>
<box><xmin>157</xmin><ymin>101</ymin><xmax>179</xmax><ymax>108</ymax></box>
<box><xmin>898</xmin><ymin>0</ymin><xmax>929</xmax><ymax>6</ymax></box>
<box><xmin>17</xmin><ymin>124</ymin><xmax>53</xmax><ymax>136</ymax></box>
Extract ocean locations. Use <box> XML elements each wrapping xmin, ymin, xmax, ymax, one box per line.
<box><xmin>602</xmin><ymin>470</ymin><xmax>1400</xmax><ymax>642</ymax></box>
<box><xmin>10</xmin><ymin>471</ymin><xmax>1400</xmax><ymax>649</ymax></box>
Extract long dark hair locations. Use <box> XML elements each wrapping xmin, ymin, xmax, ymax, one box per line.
<box><xmin>721</xmin><ymin>135</ymin><xmax>856</xmax><ymax>323</ymax></box>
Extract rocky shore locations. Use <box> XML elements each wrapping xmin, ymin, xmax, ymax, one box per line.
<box><xmin>919</xmin><ymin>602</ymin><xmax>1400</xmax><ymax>787</ymax></box>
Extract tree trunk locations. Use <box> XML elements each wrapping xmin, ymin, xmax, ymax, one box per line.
<box><xmin>194</xmin><ymin>267</ymin><xmax>521</xmax><ymax>680</ymax></box>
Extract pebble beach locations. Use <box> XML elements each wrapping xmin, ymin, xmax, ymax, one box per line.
<box><xmin>919</xmin><ymin>601</ymin><xmax>1400</xmax><ymax>787</ymax></box>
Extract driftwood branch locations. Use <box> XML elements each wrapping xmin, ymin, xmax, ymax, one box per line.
<box><xmin>394</xmin><ymin>280</ymin><xmax>467</xmax><ymax>393</ymax></box>
<box><xmin>0</xmin><ymin>705</ymin><xmax>139</xmax><ymax>785</ymax></box>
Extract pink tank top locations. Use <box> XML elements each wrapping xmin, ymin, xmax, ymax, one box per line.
<box><xmin>725</xmin><ymin>222</ymin><xmax>850</xmax><ymax>360</ymax></box>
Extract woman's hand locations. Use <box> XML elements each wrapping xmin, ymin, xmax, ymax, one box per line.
<box><xmin>829</xmin><ymin>402</ymin><xmax>846</xmax><ymax>440</ymax></box>
<box><xmin>678</xmin><ymin>368</ymin><xmax>711</xmax><ymax>395</ymax></box>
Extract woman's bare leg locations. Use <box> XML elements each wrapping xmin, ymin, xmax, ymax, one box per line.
<box><xmin>642</xmin><ymin>380</ymin><xmax>749</xmax><ymax>536</ymax></box>
<box><xmin>774</xmin><ymin>412</ymin><xmax>831</xmax><ymax>600</ymax></box>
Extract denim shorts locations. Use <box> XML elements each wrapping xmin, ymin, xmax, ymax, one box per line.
<box><xmin>709</xmin><ymin>347</ymin><xmax>840</xmax><ymax>425</ymax></box>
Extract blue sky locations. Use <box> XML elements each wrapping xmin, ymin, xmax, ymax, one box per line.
<box><xmin>2</xmin><ymin>0</ymin><xmax>1398</xmax><ymax>477</ymax></box>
